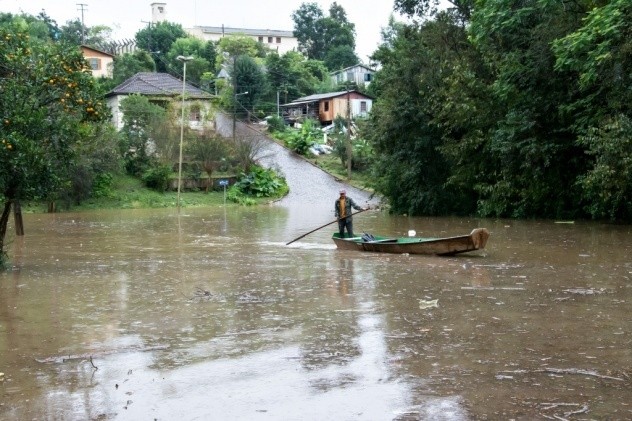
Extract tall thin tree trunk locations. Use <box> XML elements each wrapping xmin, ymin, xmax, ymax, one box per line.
<box><xmin>0</xmin><ymin>200</ymin><xmax>13</xmax><ymax>255</ymax></box>
<box><xmin>13</xmin><ymin>200</ymin><xmax>24</xmax><ymax>236</ymax></box>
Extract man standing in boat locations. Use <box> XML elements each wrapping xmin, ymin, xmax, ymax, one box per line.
<box><xmin>335</xmin><ymin>189</ymin><xmax>365</xmax><ymax>238</ymax></box>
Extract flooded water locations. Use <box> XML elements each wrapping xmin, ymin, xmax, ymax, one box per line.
<box><xmin>1</xmin><ymin>208</ymin><xmax>630</xmax><ymax>420</ymax></box>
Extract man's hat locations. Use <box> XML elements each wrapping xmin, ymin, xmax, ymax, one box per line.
<box><xmin>339</xmin><ymin>189</ymin><xmax>346</xmax><ymax>194</ymax></box>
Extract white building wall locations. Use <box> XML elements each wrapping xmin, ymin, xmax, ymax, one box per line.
<box><xmin>185</xmin><ymin>27</ymin><xmax>299</xmax><ymax>55</ymax></box>
<box><xmin>151</xmin><ymin>2</ymin><xmax>167</xmax><ymax>23</ymax></box>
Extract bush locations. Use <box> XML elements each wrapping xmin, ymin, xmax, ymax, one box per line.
<box><xmin>232</xmin><ymin>165</ymin><xmax>288</xmax><ymax>198</ymax></box>
<box><xmin>226</xmin><ymin>186</ymin><xmax>257</xmax><ymax>205</ymax></box>
<box><xmin>142</xmin><ymin>164</ymin><xmax>172</xmax><ymax>193</ymax></box>
<box><xmin>266</xmin><ymin>116</ymin><xmax>286</xmax><ymax>133</ymax></box>
<box><xmin>92</xmin><ymin>172</ymin><xmax>115</xmax><ymax>198</ymax></box>
<box><xmin>281</xmin><ymin>118</ymin><xmax>321</xmax><ymax>155</ymax></box>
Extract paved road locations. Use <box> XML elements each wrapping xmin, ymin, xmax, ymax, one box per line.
<box><xmin>215</xmin><ymin>113</ymin><xmax>379</xmax><ymax>210</ymax></box>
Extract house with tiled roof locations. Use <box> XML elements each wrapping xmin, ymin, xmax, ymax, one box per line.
<box><xmin>280</xmin><ymin>90</ymin><xmax>373</xmax><ymax>125</ymax></box>
<box><xmin>105</xmin><ymin>72</ymin><xmax>214</xmax><ymax>130</ymax></box>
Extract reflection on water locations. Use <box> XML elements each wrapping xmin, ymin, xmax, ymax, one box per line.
<box><xmin>1</xmin><ymin>209</ymin><xmax>631</xmax><ymax>420</ymax></box>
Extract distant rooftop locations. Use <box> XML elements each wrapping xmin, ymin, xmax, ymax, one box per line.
<box><xmin>107</xmin><ymin>72</ymin><xmax>212</xmax><ymax>98</ymax></box>
<box><xmin>194</xmin><ymin>26</ymin><xmax>294</xmax><ymax>38</ymax></box>
<box><xmin>281</xmin><ymin>90</ymin><xmax>373</xmax><ymax>106</ymax></box>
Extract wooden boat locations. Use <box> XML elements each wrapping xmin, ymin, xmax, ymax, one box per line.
<box><xmin>332</xmin><ymin>228</ymin><xmax>490</xmax><ymax>256</ymax></box>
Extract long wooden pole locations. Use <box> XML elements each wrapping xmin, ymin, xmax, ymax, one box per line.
<box><xmin>286</xmin><ymin>208</ymin><xmax>368</xmax><ymax>245</ymax></box>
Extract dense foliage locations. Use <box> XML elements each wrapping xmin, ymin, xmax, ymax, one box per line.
<box><xmin>0</xmin><ymin>25</ymin><xmax>110</xmax><ymax>256</ymax></box>
<box><xmin>229</xmin><ymin>165</ymin><xmax>289</xmax><ymax>205</ymax></box>
<box><xmin>292</xmin><ymin>2</ymin><xmax>359</xmax><ymax>70</ymax></box>
<box><xmin>368</xmin><ymin>0</ymin><xmax>632</xmax><ymax>221</ymax></box>
<box><xmin>135</xmin><ymin>21</ymin><xmax>187</xmax><ymax>72</ymax></box>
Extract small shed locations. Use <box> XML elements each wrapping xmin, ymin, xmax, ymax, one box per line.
<box><xmin>280</xmin><ymin>90</ymin><xmax>373</xmax><ymax>125</ymax></box>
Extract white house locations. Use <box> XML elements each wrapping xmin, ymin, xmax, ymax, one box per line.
<box><xmin>149</xmin><ymin>3</ymin><xmax>298</xmax><ymax>55</ymax></box>
<box><xmin>105</xmin><ymin>72</ymin><xmax>214</xmax><ymax>130</ymax></box>
<box><xmin>186</xmin><ymin>26</ymin><xmax>298</xmax><ymax>54</ymax></box>
<box><xmin>330</xmin><ymin>64</ymin><xmax>376</xmax><ymax>88</ymax></box>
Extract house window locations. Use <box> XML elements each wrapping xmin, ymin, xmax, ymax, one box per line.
<box><xmin>258</xmin><ymin>36</ymin><xmax>263</xmax><ymax>42</ymax></box>
<box><xmin>364</xmin><ymin>73</ymin><xmax>372</xmax><ymax>82</ymax></box>
<box><xmin>276</xmin><ymin>37</ymin><xmax>281</xmax><ymax>43</ymax></box>
<box><xmin>324</xmin><ymin>101</ymin><xmax>329</xmax><ymax>112</ymax></box>
<box><xmin>190</xmin><ymin>106</ymin><xmax>201</xmax><ymax>121</ymax></box>
<box><xmin>360</xmin><ymin>101</ymin><xmax>367</xmax><ymax>113</ymax></box>
<box><xmin>89</xmin><ymin>58</ymin><xmax>101</xmax><ymax>70</ymax></box>
<box><xmin>268</xmin><ymin>36</ymin><xmax>273</xmax><ymax>43</ymax></box>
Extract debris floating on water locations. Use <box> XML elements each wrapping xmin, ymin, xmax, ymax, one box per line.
<box><xmin>419</xmin><ymin>299</ymin><xmax>438</xmax><ymax>309</ymax></box>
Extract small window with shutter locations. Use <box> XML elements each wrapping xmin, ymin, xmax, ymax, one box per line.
<box><xmin>89</xmin><ymin>58</ymin><xmax>101</xmax><ymax>70</ymax></box>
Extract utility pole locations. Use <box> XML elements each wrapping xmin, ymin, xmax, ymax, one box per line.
<box><xmin>346</xmin><ymin>85</ymin><xmax>352</xmax><ymax>180</ymax></box>
<box><xmin>232</xmin><ymin>55</ymin><xmax>237</xmax><ymax>143</ymax></box>
<box><xmin>77</xmin><ymin>3</ymin><xmax>87</xmax><ymax>44</ymax></box>
<box><xmin>140</xmin><ymin>20</ymin><xmax>160</xmax><ymax>72</ymax></box>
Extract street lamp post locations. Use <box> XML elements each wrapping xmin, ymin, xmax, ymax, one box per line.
<box><xmin>176</xmin><ymin>55</ymin><xmax>194</xmax><ymax>213</ymax></box>
<box><xmin>232</xmin><ymin>90</ymin><xmax>248</xmax><ymax>143</ymax></box>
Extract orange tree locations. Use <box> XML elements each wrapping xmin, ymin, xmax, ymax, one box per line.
<box><xmin>0</xmin><ymin>27</ymin><xmax>109</xmax><ymax>261</ymax></box>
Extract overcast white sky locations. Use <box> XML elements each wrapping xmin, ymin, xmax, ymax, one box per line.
<box><xmin>0</xmin><ymin>0</ymin><xmax>411</xmax><ymax>62</ymax></box>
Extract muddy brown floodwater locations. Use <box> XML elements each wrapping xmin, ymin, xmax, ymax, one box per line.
<box><xmin>0</xmin><ymin>208</ymin><xmax>631</xmax><ymax>420</ymax></box>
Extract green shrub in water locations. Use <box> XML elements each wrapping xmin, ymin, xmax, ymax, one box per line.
<box><xmin>231</xmin><ymin>165</ymin><xmax>288</xmax><ymax>202</ymax></box>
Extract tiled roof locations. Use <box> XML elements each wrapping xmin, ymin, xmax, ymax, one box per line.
<box><xmin>106</xmin><ymin>72</ymin><xmax>212</xmax><ymax>98</ymax></box>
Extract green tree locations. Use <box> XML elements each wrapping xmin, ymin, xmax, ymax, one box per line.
<box><xmin>463</xmin><ymin>0</ymin><xmax>592</xmax><ymax>218</ymax></box>
<box><xmin>367</xmin><ymin>13</ymin><xmax>479</xmax><ymax>216</ymax></box>
<box><xmin>0</xmin><ymin>27</ymin><xmax>109</xmax><ymax>258</ymax></box>
<box><xmin>233</xmin><ymin>55</ymin><xmax>268</xmax><ymax>118</ymax></box>
<box><xmin>324</xmin><ymin>44</ymin><xmax>358</xmax><ymax>71</ymax></box>
<box><xmin>187</xmin><ymin>131</ymin><xmax>231</xmax><ymax>192</ymax></box>
<box><xmin>166</xmin><ymin>37</ymin><xmax>212</xmax><ymax>86</ymax></box>
<box><xmin>0</xmin><ymin>11</ymin><xmax>60</xmax><ymax>41</ymax></box>
<box><xmin>576</xmin><ymin>114</ymin><xmax>632</xmax><ymax>220</ymax></box>
<box><xmin>112</xmin><ymin>50</ymin><xmax>156</xmax><ymax>85</ymax></box>
<box><xmin>292</xmin><ymin>3</ymin><xmax>326</xmax><ymax>60</ymax></box>
<box><xmin>292</xmin><ymin>2</ymin><xmax>357</xmax><ymax>67</ymax></box>
<box><xmin>263</xmin><ymin>51</ymin><xmax>330</xmax><ymax>111</ymax></box>
<box><xmin>118</xmin><ymin>95</ymin><xmax>166</xmax><ymax>176</ymax></box>
<box><xmin>217</xmin><ymin>34</ymin><xmax>268</xmax><ymax>59</ymax></box>
<box><xmin>323</xmin><ymin>3</ymin><xmax>356</xmax><ymax>51</ymax></box>
<box><xmin>61</xmin><ymin>123</ymin><xmax>121</xmax><ymax>206</ymax></box>
<box><xmin>58</xmin><ymin>19</ymin><xmax>112</xmax><ymax>46</ymax></box>
<box><xmin>551</xmin><ymin>0</ymin><xmax>632</xmax><ymax>219</ymax></box>
<box><xmin>394</xmin><ymin>0</ymin><xmax>473</xmax><ymax>20</ymax></box>
<box><xmin>135</xmin><ymin>21</ymin><xmax>187</xmax><ymax>72</ymax></box>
